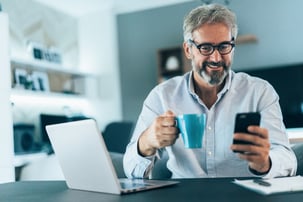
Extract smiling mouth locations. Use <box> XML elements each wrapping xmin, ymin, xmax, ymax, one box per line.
<box><xmin>207</xmin><ymin>64</ymin><xmax>222</xmax><ymax>69</ymax></box>
<box><xmin>205</xmin><ymin>62</ymin><xmax>225</xmax><ymax>70</ymax></box>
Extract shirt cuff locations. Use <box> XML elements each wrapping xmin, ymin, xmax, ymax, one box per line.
<box><xmin>248</xmin><ymin>158</ymin><xmax>272</xmax><ymax>176</ymax></box>
<box><xmin>129</xmin><ymin>140</ymin><xmax>156</xmax><ymax>178</ymax></box>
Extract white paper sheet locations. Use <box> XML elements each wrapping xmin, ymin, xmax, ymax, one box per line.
<box><xmin>233</xmin><ymin>176</ymin><xmax>303</xmax><ymax>195</ymax></box>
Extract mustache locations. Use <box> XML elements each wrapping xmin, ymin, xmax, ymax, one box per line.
<box><xmin>203</xmin><ymin>61</ymin><xmax>226</xmax><ymax>67</ymax></box>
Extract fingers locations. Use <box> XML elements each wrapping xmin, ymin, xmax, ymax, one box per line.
<box><xmin>233</xmin><ymin>134</ymin><xmax>268</xmax><ymax>149</ymax></box>
<box><xmin>154</xmin><ymin>111</ymin><xmax>179</xmax><ymax>145</ymax></box>
<box><xmin>247</xmin><ymin>126</ymin><xmax>268</xmax><ymax>139</ymax></box>
<box><xmin>231</xmin><ymin>126</ymin><xmax>271</xmax><ymax>173</ymax></box>
<box><xmin>231</xmin><ymin>126</ymin><xmax>269</xmax><ymax>157</ymax></box>
<box><xmin>163</xmin><ymin>110</ymin><xmax>175</xmax><ymax>117</ymax></box>
<box><xmin>233</xmin><ymin>143</ymin><xmax>269</xmax><ymax>156</ymax></box>
<box><xmin>160</xmin><ymin>116</ymin><xmax>175</xmax><ymax>127</ymax></box>
<box><xmin>233</xmin><ymin>126</ymin><xmax>269</xmax><ymax>147</ymax></box>
<box><xmin>141</xmin><ymin>110</ymin><xmax>179</xmax><ymax>153</ymax></box>
<box><xmin>160</xmin><ymin>110</ymin><xmax>176</xmax><ymax>127</ymax></box>
<box><xmin>156</xmin><ymin>116</ymin><xmax>178</xmax><ymax>137</ymax></box>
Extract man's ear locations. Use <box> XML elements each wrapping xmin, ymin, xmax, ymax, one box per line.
<box><xmin>183</xmin><ymin>42</ymin><xmax>191</xmax><ymax>59</ymax></box>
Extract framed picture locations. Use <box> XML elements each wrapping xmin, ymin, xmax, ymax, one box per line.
<box><xmin>14</xmin><ymin>68</ymin><xmax>28</xmax><ymax>88</ymax></box>
<box><xmin>31</xmin><ymin>71</ymin><xmax>50</xmax><ymax>91</ymax></box>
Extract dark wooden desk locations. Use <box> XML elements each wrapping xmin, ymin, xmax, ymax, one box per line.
<box><xmin>0</xmin><ymin>178</ymin><xmax>302</xmax><ymax>202</ymax></box>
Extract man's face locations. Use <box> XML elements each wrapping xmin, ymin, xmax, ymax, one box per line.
<box><xmin>184</xmin><ymin>23</ymin><xmax>234</xmax><ymax>87</ymax></box>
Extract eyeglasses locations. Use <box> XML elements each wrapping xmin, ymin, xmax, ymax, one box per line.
<box><xmin>188</xmin><ymin>38</ymin><xmax>235</xmax><ymax>56</ymax></box>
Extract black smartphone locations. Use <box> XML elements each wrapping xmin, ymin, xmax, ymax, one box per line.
<box><xmin>232</xmin><ymin>112</ymin><xmax>261</xmax><ymax>152</ymax></box>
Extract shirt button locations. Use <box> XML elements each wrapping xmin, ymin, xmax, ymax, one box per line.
<box><xmin>208</xmin><ymin>151</ymin><xmax>212</xmax><ymax>156</ymax></box>
<box><xmin>208</xmin><ymin>126</ymin><xmax>212</xmax><ymax>130</ymax></box>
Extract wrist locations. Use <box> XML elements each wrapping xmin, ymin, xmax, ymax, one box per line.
<box><xmin>138</xmin><ymin>134</ymin><xmax>156</xmax><ymax>157</ymax></box>
<box><xmin>249</xmin><ymin>158</ymin><xmax>272</xmax><ymax>175</ymax></box>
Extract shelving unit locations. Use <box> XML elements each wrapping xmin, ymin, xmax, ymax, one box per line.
<box><xmin>10</xmin><ymin>57</ymin><xmax>99</xmax><ymax>97</ymax></box>
<box><xmin>235</xmin><ymin>34</ymin><xmax>258</xmax><ymax>44</ymax></box>
<box><xmin>10</xmin><ymin>57</ymin><xmax>101</xmax><ymax>181</ymax></box>
<box><xmin>157</xmin><ymin>46</ymin><xmax>191</xmax><ymax>83</ymax></box>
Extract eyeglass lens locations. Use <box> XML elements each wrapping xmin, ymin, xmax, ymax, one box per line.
<box><xmin>189</xmin><ymin>39</ymin><xmax>235</xmax><ymax>56</ymax></box>
<box><xmin>200</xmin><ymin>43</ymin><xmax>233</xmax><ymax>55</ymax></box>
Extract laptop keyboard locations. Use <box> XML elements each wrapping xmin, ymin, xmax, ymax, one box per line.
<box><xmin>120</xmin><ymin>181</ymin><xmax>151</xmax><ymax>189</ymax></box>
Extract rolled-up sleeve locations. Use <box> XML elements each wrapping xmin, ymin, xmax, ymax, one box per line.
<box><xmin>263</xmin><ymin>147</ymin><xmax>297</xmax><ymax>178</ymax></box>
<box><xmin>123</xmin><ymin>138</ymin><xmax>155</xmax><ymax>178</ymax></box>
<box><xmin>123</xmin><ymin>95</ymin><xmax>160</xmax><ymax>179</ymax></box>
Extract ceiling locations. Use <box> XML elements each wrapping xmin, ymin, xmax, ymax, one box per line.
<box><xmin>34</xmin><ymin>0</ymin><xmax>195</xmax><ymax>17</ymax></box>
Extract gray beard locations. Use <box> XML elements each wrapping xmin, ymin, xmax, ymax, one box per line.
<box><xmin>192</xmin><ymin>60</ymin><xmax>229</xmax><ymax>86</ymax></box>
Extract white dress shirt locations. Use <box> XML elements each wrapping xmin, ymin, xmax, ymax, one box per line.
<box><xmin>123</xmin><ymin>70</ymin><xmax>297</xmax><ymax>179</ymax></box>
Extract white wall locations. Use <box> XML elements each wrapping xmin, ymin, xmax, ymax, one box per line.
<box><xmin>0</xmin><ymin>13</ymin><xmax>15</xmax><ymax>183</ymax></box>
<box><xmin>78</xmin><ymin>8</ymin><xmax>122</xmax><ymax>129</ymax></box>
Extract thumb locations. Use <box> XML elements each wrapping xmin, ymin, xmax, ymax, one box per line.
<box><xmin>163</xmin><ymin>110</ymin><xmax>175</xmax><ymax>117</ymax></box>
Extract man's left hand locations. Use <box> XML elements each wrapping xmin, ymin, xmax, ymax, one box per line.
<box><xmin>231</xmin><ymin>126</ymin><xmax>271</xmax><ymax>174</ymax></box>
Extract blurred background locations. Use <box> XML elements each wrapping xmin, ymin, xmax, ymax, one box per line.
<box><xmin>0</xmin><ymin>0</ymin><xmax>303</xmax><ymax>182</ymax></box>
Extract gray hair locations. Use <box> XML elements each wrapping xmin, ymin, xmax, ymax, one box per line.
<box><xmin>183</xmin><ymin>4</ymin><xmax>238</xmax><ymax>42</ymax></box>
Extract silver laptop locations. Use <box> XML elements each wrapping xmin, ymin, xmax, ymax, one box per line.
<box><xmin>45</xmin><ymin>119</ymin><xmax>178</xmax><ymax>194</ymax></box>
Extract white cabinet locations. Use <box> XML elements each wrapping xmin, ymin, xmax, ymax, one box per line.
<box><xmin>0</xmin><ymin>12</ymin><xmax>15</xmax><ymax>183</ymax></box>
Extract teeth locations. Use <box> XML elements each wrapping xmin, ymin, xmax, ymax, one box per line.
<box><xmin>208</xmin><ymin>65</ymin><xmax>220</xmax><ymax>69</ymax></box>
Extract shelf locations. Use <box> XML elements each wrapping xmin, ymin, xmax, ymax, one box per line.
<box><xmin>13</xmin><ymin>152</ymin><xmax>48</xmax><ymax>167</ymax></box>
<box><xmin>11</xmin><ymin>88</ymin><xmax>86</xmax><ymax>99</ymax></box>
<box><xmin>10</xmin><ymin>57</ymin><xmax>94</xmax><ymax>77</ymax></box>
<box><xmin>157</xmin><ymin>46</ymin><xmax>191</xmax><ymax>83</ymax></box>
<box><xmin>235</xmin><ymin>34</ymin><xmax>258</xmax><ymax>44</ymax></box>
<box><xmin>10</xmin><ymin>57</ymin><xmax>99</xmax><ymax>97</ymax></box>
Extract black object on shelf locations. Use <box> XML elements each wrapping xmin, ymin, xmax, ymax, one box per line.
<box><xmin>13</xmin><ymin>124</ymin><xmax>35</xmax><ymax>154</ymax></box>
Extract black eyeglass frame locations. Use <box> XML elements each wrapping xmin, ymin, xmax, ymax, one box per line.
<box><xmin>188</xmin><ymin>37</ymin><xmax>235</xmax><ymax>56</ymax></box>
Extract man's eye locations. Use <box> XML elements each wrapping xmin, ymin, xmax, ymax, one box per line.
<box><xmin>200</xmin><ymin>45</ymin><xmax>212</xmax><ymax>52</ymax></box>
<box><xmin>219</xmin><ymin>44</ymin><xmax>230</xmax><ymax>51</ymax></box>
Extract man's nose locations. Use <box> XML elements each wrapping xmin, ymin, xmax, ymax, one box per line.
<box><xmin>209</xmin><ymin>49</ymin><xmax>223</xmax><ymax>62</ymax></box>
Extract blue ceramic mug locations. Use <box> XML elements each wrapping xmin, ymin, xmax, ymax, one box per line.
<box><xmin>176</xmin><ymin>113</ymin><xmax>206</xmax><ymax>148</ymax></box>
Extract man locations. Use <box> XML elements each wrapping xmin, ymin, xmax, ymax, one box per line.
<box><xmin>123</xmin><ymin>4</ymin><xmax>297</xmax><ymax>178</ymax></box>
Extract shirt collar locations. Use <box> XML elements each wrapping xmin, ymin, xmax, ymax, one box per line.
<box><xmin>188</xmin><ymin>71</ymin><xmax>196</xmax><ymax>96</ymax></box>
<box><xmin>188</xmin><ymin>70</ymin><xmax>233</xmax><ymax>97</ymax></box>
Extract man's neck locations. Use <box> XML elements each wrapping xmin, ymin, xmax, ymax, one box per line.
<box><xmin>193</xmin><ymin>74</ymin><xmax>225</xmax><ymax>109</ymax></box>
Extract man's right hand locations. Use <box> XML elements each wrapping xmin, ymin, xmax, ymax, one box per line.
<box><xmin>138</xmin><ymin>110</ymin><xmax>179</xmax><ymax>156</ymax></box>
